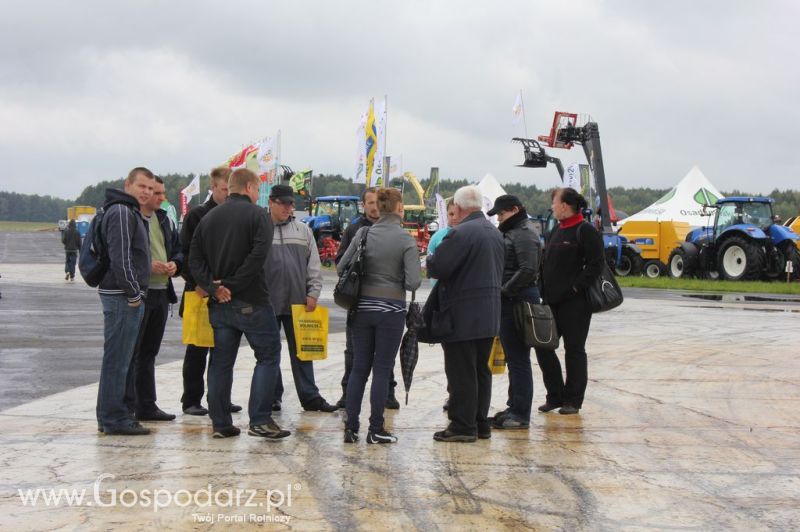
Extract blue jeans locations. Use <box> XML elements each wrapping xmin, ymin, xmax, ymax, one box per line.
<box><xmin>499</xmin><ymin>286</ymin><xmax>540</xmax><ymax>422</ymax></box>
<box><xmin>346</xmin><ymin>310</ymin><xmax>405</xmax><ymax>433</ymax></box>
<box><xmin>208</xmin><ymin>299</ymin><xmax>281</xmax><ymax>430</ymax></box>
<box><xmin>65</xmin><ymin>251</ymin><xmax>77</xmax><ymax>277</ymax></box>
<box><xmin>97</xmin><ymin>294</ymin><xmax>145</xmax><ymax>431</ymax></box>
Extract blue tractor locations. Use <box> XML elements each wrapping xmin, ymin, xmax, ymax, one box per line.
<box><xmin>667</xmin><ymin>197</ymin><xmax>800</xmax><ymax>281</ymax></box>
<box><xmin>301</xmin><ymin>195</ymin><xmax>362</xmax><ymax>245</ymax></box>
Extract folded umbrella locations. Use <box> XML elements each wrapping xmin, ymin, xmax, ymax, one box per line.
<box><xmin>399</xmin><ymin>294</ymin><xmax>425</xmax><ymax>405</ymax></box>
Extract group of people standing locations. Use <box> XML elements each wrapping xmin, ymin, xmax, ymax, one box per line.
<box><xmin>93</xmin><ymin>165</ymin><xmax>605</xmax><ymax>445</ymax></box>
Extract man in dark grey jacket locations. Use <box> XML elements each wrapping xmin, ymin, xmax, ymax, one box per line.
<box><xmin>266</xmin><ymin>185</ymin><xmax>336</xmax><ymax>413</ymax></box>
<box><xmin>96</xmin><ymin>167</ymin><xmax>154</xmax><ymax>435</ymax></box>
<box><xmin>427</xmin><ymin>185</ymin><xmax>504</xmax><ymax>442</ymax></box>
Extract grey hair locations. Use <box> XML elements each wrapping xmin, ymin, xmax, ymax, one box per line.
<box><xmin>453</xmin><ymin>185</ymin><xmax>483</xmax><ymax>210</ymax></box>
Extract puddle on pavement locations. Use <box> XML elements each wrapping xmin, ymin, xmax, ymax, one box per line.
<box><xmin>684</xmin><ymin>294</ymin><xmax>800</xmax><ymax>304</ymax></box>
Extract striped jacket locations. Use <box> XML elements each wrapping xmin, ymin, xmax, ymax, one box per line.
<box><xmin>97</xmin><ymin>188</ymin><xmax>151</xmax><ymax>304</ymax></box>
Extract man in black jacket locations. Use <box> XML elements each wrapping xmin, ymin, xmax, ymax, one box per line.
<box><xmin>124</xmin><ymin>176</ymin><xmax>183</xmax><ymax>422</ymax></box>
<box><xmin>428</xmin><ymin>186</ymin><xmax>504</xmax><ymax>442</ymax></box>
<box><xmin>61</xmin><ymin>219</ymin><xmax>82</xmax><ymax>281</ymax></box>
<box><xmin>96</xmin><ymin>167</ymin><xmax>154</xmax><ymax>436</ymax></box>
<box><xmin>486</xmin><ymin>194</ymin><xmax>541</xmax><ymax>429</ymax></box>
<box><xmin>179</xmin><ymin>167</ymin><xmax>241</xmax><ymax>416</ymax></box>
<box><xmin>333</xmin><ymin>187</ymin><xmax>400</xmax><ymax>410</ymax></box>
<box><xmin>189</xmin><ymin>168</ymin><xmax>289</xmax><ymax>440</ymax></box>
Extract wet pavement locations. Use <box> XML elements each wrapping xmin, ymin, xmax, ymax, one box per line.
<box><xmin>1</xmin><ymin>232</ymin><xmax>799</xmax><ymax>530</ymax></box>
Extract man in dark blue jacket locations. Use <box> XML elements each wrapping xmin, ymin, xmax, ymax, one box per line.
<box><xmin>189</xmin><ymin>168</ymin><xmax>289</xmax><ymax>440</ymax></box>
<box><xmin>427</xmin><ymin>185</ymin><xmax>504</xmax><ymax>442</ymax></box>
<box><xmin>124</xmin><ymin>176</ymin><xmax>183</xmax><ymax>422</ymax></box>
<box><xmin>96</xmin><ymin>167</ymin><xmax>154</xmax><ymax>435</ymax></box>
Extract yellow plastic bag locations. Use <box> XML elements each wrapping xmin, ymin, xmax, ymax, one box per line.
<box><xmin>488</xmin><ymin>336</ymin><xmax>506</xmax><ymax>375</ymax></box>
<box><xmin>182</xmin><ymin>291</ymin><xmax>214</xmax><ymax>347</ymax></box>
<box><xmin>291</xmin><ymin>304</ymin><xmax>329</xmax><ymax>361</ymax></box>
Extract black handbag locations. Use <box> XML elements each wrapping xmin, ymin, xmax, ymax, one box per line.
<box><xmin>416</xmin><ymin>283</ymin><xmax>453</xmax><ymax>344</ymax></box>
<box><xmin>333</xmin><ymin>228</ymin><xmax>369</xmax><ymax>310</ymax></box>
<box><xmin>576</xmin><ymin>222</ymin><xmax>624</xmax><ymax>313</ymax></box>
<box><xmin>513</xmin><ymin>300</ymin><xmax>559</xmax><ymax>350</ymax></box>
<box><xmin>585</xmin><ymin>262</ymin><xmax>624</xmax><ymax>313</ymax></box>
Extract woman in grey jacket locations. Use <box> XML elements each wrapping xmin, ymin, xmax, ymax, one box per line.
<box><xmin>337</xmin><ymin>188</ymin><xmax>421</xmax><ymax>444</ymax></box>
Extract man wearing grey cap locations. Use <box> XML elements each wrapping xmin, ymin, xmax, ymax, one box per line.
<box><xmin>266</xmin><ymin>184</ymin><xmax>337</xmax><ymax>413</ymax></box>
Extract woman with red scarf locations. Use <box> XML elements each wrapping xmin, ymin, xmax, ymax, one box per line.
<box><xmin>537</xmin><ymin>188</ymin><xmax>604</xmax><ymax>415</ymax></box>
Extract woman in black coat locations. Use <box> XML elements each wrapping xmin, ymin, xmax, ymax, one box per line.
<box><xmin>537</xmin><ymin>188</ymin><xmax>604</xmax><ymax>415</ymax></box>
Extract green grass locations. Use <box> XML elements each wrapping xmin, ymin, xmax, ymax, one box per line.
<box><xmin>617</xmin><ymin>275</ymin><xmax>800</xmax><ymax>295</ymax></box>
<box><xmin>0</xmin><ymin>221</ymin><xmax>58</xmax><ymax>232</ymax></box>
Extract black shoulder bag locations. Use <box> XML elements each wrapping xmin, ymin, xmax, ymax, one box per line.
<box><xmin>333</xmin><ymin>228</ymin><xmax>369</xmax><ymax>310</ymax></box>
<box><xmin>577</xmin><ymin>223</ymin><xmax>624</xmax><ymax>313</ymax></box>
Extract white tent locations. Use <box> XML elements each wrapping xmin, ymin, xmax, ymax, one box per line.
<box><xmin>476</xmin><ymin>173</ymin><xmax>507</xmax><ymax>224</ymax></box>
<box><xmin>618</xmin><ymin>166</ymin><xmax>724</xmax><ymax>228</ymax></box>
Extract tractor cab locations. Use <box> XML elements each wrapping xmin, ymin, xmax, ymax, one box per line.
<box><xmin>301</xmin><ymin>195</ymin><xmax>362</xmax><ymax>244</ymax></box>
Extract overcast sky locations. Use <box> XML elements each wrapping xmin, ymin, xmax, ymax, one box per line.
<box><xmin>1</xmin><ymin>1</ymin><xmax>798</xmax><ymax>199</ymax></box>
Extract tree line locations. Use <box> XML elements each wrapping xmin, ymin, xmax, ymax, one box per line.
<box><xmin>3</xmin><ymin>173</ymin><xmax>800</xmax><ymax>222</ymax></box>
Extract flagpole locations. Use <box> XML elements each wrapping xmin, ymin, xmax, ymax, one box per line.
<box><xmin>520</xmin><ymin>89</ymin><xmax>528</xmax><ymax>138</ymax></box>
<box><xmin>382</xmin><ymin>94</ymin><xmax>388</xmax><ymax>187</ymax></box>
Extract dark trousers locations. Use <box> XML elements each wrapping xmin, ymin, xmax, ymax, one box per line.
<box><xmin>274</xmin><ymin>314</ymin><xmax>322</xmax><ymax>406</ymax></box>
<box><xmin>443</xmin><ymin>337</ymin><xmax>494</xmax><ymax>436</ymax></box>
<box><xmin>181</xmin><ymin>343</ymin><xmax>209</xmax><ymax>409</ymax></box>
<box><xmin>124</xmin><ymin>289</ymin><xmax>169</xmax><ymax>415</ymax></box>
<box><xmin>499</xmin><ymin>287</ymin><xmax>540</xmax><ymax>422</ymax></box>
<box><xmin>207</xmin><ymin>299</ymin><xmax>281</xmax><ymax>430</ymax></box>
<box><xmin>64</xmin><ymin>251</ymin><xmax>77</xmax><ymax>277</ymax></box>
<box><xmin>345</xmin><ymin>310</ymin><xmax>405</xmax><ymax>433</ymax></box>
<box><xmin>341</xmin><ymin>311</ymin><xmax>397</xmax><ymax>396</ymax></box>
<box><xmin>535</xmin><ymin>294</ymin><xmax>592</xmax><ymax>409</ymax></box>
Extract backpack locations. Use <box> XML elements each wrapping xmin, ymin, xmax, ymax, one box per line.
<box><xmin>78</xmin><ymin>208</ymin><xmax>109</xmax><ymax>287</ymax></box>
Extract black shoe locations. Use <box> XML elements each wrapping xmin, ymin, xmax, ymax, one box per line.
<box><xmin>538</xmin><ymin>402</ymin><xmax>562</xmax><ymax>413</ymax></box>
<box><xmin>248</xmin><ymin>421</ymin><xmax>290</xmax><ymax>439</ymax></box>
<box><xmin>271</xmin><ymin>400</ymin><xmax>282</xmax><ymax>412</ymax></box>
<box><xmin>493</xmin><ymin>415</ymin><xmax>530</xmax><ymax>429</ymax></box>
<box><xmin>104</xmin><ymin>422</ymin><xmax>150</xmax><ymax>436</ymax></box>
<box><xmin>433</xmin><ymin>429</ymin><xmax>476</xmax><ymax>443</ymax></box>
<box><xmin>137</xmin><ymin>408</ymin><xmax>176</xmax><ymax>421</ymax></box>
<box><xmin>183</xmin><ymin>405</ymin><xmax>208</xmax><ymax>416</ymax></box>
<box><xmin>367</xmin><ymin>429</ymin><xmax>398</xmax><ymax>444</ymax></box>
<box><xmin>336</xmin><ymin>395</ymin><xmax>346</xmax><ymax>409</ymax></box>
<box><xmin>212</xmin><ymin>426</ymin><xmax>241</xmax><ymax>439</ymax></box>
<box><xmin>558</xmin><ymin>405</ymin><xmax>580</xmax><ymax>415</ymax></box>
<box><xmin>478</xmin><ymin>428</ymin><xmax>491</xmax><ymax>440</ymax></box>
<box><xmin>385</xmin><ymin>393</ymin><xmax>400</xmax><ymax>410</ymax></box>
<box><xmin>343</xmin><ymin>429</ymin><xmax>359</xmax><ymax>443</ymax></box>
<box><xmin>230</xmin><ymin>403</ymin><xmax>243</xmax><ymax>413</ymax></box>
<box><xmin>303</xmin><ymin>398</ymin><xmax>338</xmax><ymax>413</ymax></box>
<box><xmin>488</xmin><ymin>408</ymin><xmax>510</xmax><ymax>422</ymax></box>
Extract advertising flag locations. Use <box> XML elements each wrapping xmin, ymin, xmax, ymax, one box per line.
<box><xmin>565</xmin><ymin>163</ymin><xmax>581</xmax><ymax>191</ymax></box>
<box><xmin>512</xmin><ymin>91</ymin><xmax>524</xmax><ymax>124</ymax></box>
<box><xmin>354</xmin><ymin>111</ymin><xmax>368</xmax><ymax>184</ymax></box>
<box><xmin>365</xmin><ymin>99</ymin><xmax>377</xmax><ymax>187</ymax></box>
<box><xmin>373</xmin><ymin>96</ymin><xmax>387</xmax><ymax>186</ymax></box>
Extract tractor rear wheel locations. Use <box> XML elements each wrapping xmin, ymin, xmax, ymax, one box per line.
<box><xmin>643</xmin><ymin>260</ymin><xmax>664</xmax><ymax>279</ymax></box>
<box><xmin>615</xmin><ymin>248</ymin><xmax>643</xmax><ymax>277</ymax></box>
<box><xmin>717</xmin><ymin>236</ymin><xmax>764</xmax><ymax>281</ymax></box>
<box><xmin>668</xmin><ymin>248</ymin><xmax>696</xmax><ymax>279</ymax></box>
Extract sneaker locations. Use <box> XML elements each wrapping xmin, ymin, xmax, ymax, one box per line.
<box><xmin>367</xmin><ymin>429</ymin><xmax>398</xmax><ymax>444</ymax></box>
<box><xmin>558</xmin><ymin>405</ymin><xmax>580</xmax><ymax>415</ymax></box>
<box><xmin>538</xmin><ymin>402</ymin><xmax>562</xmax><ymax>413</ymax></box>
<box><xmin>488</xmin><ymin>408</ymin><xmax>510</xmax><ymax>422</ymax></box>
<box><xmin>492</xmin><ymin>415</ymin><xmax>530</xmax><ymax>429</ymax></box>
<box><xmin>230</xmin><ymin>403</ymin><xmax>243</xmax><ymax>413</ymax></box>
<box><xmin>478</xmin><ymin>428</ymin><xmax>492</xmax><ymax>440</ymax></box>
<box><xmin>336</xmin><ymin>394</ymin><xmax>346</xmax><ymax>409</ymax></box>
<box><xmin>136</xmin><ymin>408</ymin><xmax>176</xmax><ymax>421</ymax></box>
<box><xmin>303</xmin><ymin>398</ymin><xmax>338</xmax><ymax>413</ymax></box>
<box><xmin>248</xmin><ymin>421</ymin><xmax>290</xmax><ymax>439</ymax></box>
<box><xmin>343</xmin><ymin>429</ymin><xmax>359</xmax><ymax>443</ymax></box>
<box><xmin>433</xmin><ymin>429</ymin><xmax>476</xmax><ymax>443</ymax></box>
<box><xmin>271</xmin><ymin>400</ymin><xmax>282</xmax><ymax>412</ymax></box>
<box><xmin>104</xmin><ymin>422</ymin><xmax>150</xmax><ymax>436</ymax></box>
<box><xmin>212</xmin><ymin>426</ymin><xmax>241</xmax><ymax>439</ymax></box>
<box><xmin>385</xmin><ymin>393</ymin><xmax>400</xmax><ymax>410</ymax></box>
<box><xmin>183</xmin><ymin>405</ymin><xmax>208</xmax><ymax>416</ymax></box>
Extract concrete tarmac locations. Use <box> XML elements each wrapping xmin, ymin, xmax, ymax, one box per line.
<box><xmin>1</xmin><ymin>231</ymin><xmax>799</xmax><ymax>530</ymax></box>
